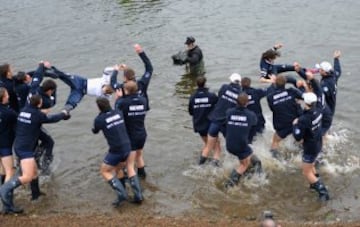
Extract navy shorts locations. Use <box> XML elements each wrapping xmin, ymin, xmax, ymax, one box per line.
<box><xmin>276</xmin><ymin>127</ymin><xmax>293</xmax><ymax>139</ymax></box>
<box><xmin>130</xmin><ymin>137</ymin><xmax>146</xmax><ymax>151</ymax></box>
<box><xmin>208</xmin><ymin>122</ymin><xmax>226</xmax><ymax>137</ymax></box>
<box><xmin>302</xmin><ymin>141</ymin><xmax>322</xmax><ymax>164</ymax></box>
<box><xmin>228</xmin><ymin>145</ymin><xmax>253</xmax><ymax>160</ymax></box>
<box><xmin>197</xmin><ymin>128</ymin><xmax>209</xmax><ymax>137</ymax></box>
<box><xmin>302</xmin><ymin>153</ymin><xmax>318</xmax><ymax>164</ymax></box>
<box><xmin>15</xmin><ymin>150</ymin><xmax>34</xmax><ymax>160</ymax></box>
<box><xmin>103</xmin><ymin>152</ymin><xmax>129</xmax><ymax>167</ymax></box>
<box><xmin>0</xmin><ymin>148</ymin><xmax>12</xmax><ymax>157</ymax></box>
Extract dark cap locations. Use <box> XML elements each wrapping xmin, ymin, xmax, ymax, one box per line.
<box><xmin>185</xmin><ymin>36</ymin><xmax>195</xmax><ymax>45</ymax></box>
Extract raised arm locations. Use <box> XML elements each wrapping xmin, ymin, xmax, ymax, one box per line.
<box><xmin>30</xmin><ymin>62</ymin><xmax>46</xmax><ymax>94</ymax></box>
<box><xmin>333</xmin><ymin>50</ymin><xmax>341</xmax><ymax>82</ymax></box>
<box><xmin>136</xmin><ymin>44</ymin><xmax>153</xmax><ymax>87</ymax></box>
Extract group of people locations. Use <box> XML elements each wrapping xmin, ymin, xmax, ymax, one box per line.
<box><xmin>0</xmin><ymin>44</ymin><xmax>153</xmax><ymax>214</ymax></box>
<box><xmin>187</xmin><ymin>40</ymin><xmax>342</xmax><ymax>202</ymax></box>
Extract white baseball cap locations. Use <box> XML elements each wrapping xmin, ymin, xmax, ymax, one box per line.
<box><xmin>315</xmin><ymin>61</ymin><xmax>332</xmax><ymax>73</ymax></box>
<box><xmin>303</xmin><ymin>92</ymin><xmax>317</xmax><ymax>105</ymax></box>
<box><xmin>229</xmin><ymin>73</ymin><xmax>241</xmax><ymax>83</ymax></box>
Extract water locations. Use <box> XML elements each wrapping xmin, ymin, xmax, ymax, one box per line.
<box><xmin>1</xmin><ymin>0</ymin><xmax>360</xmax><ymax>222</ymax></box>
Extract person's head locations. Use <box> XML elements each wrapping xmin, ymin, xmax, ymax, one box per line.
<box><xmin>102</xmin><ymin>84</ymin><xmax>114</xmax><ymax>95</ymax></box>
<box><xmin>196</xmin><ymin>76</ymin><xmax>207</xmax><ymax>88</ymax></box>
<box><xmin>275</xmin><ymin>75</ymin><xmax>286</xmax><ymax>88</ymax></box>
<box><xmin>0</xmin><ymin>63</ymin><xmax>12</xmax><ymax>79</ymax></box>
<box><xmin>123</xmin><ymin>68</ymin><xmax>136</xmax><ymax>82</ymax></box>
<box><xmin>14</xmin><ymin>71</ymin><xmax>32</xmax><ymax>84</ymax></box>
<box><xmin>241</xmin><ymin>77</ymin><xmax>251</xmax><ymax>89</ymax></box>
<box><xmin>237</xmin><ymin>92</ymin><xmax>249</xmax><ymax>107</ymax></box>
<box><xmin>0</xmin><ymin>87</ymin><xmax>9</xmax><ymax>104</ymax></box>
<box><xmin>96</xmin><ymin>97</ymin><xmax>112</xmax><ymax>113</ymax></box>
<box><xmin>303</xmin><ymin>92</ymin><xmax>317</xmax><ymax>109</ymax></box>
<box><xmin>29</xmin><ymin>94</ymin><xmax>42</xmax><ymax>108</ymax></box>
<box><xmin>229</xmin><ymin>73</ymin><xmax>242</xmax><ymax>84</ymax></box>
<box><xmin>316</xmin><ymin>61</ymin><xmax>332</xmax><ymax>76</ymax></box>
<box><xmin>124</xmin><ymin>80</ymin><xmax>138</xmax><ymax>95</ymax></box>
<box><xmin>261</xmin><ymin>49</ymin><xmax>280</xmax><ymax>62</ymax></box>
<box><xmin>185</xmin><ymin>36</ymin><xmax>196</xmax><ymax>49</ymax></box>
<box><xmin>41</xmin><ymin>79</ymin><xmax>57</xmax><ymax>96</ymax></box>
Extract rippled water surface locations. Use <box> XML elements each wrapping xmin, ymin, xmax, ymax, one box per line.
<box><xmin>1</xmin><ymin>0</ymin><xmax>360</xmax><ymax>222</ymax></box>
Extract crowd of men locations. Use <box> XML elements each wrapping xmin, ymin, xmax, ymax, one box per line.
<box><xmin>0</xmin><ymin>37</ymin><xmax>342</xmax><ymax>215</ymax></box>
<box><xmin>0</xmin><ymin>44</ymin><xmax>152</xmax><ymax>214</ymax></box>
<box><xmin>187</xmin><ymin>40</ymin><xmax>342</xmax><ymax>202</ymax></box>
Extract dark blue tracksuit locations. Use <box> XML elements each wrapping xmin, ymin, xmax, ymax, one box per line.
<box><xmin>188</xmin><ymin>87</ymin><xmax>218</xmax><ymax>136</ymax></box>
<box><xmin>111</xmin><ymin>52</ymin><xmax>153</xmax><ymax>111</ymax></box>
<box><xmin>225</xmin><ymin>106</ymin><xmax>257</xmax><ymax>160</ymax></box>
<box><xmin>259</xmin><ymin>47</ymin><xmax>295</xmax><ymax>79</ymax></box>
<box><xmin>293</xmin><ymin>97</ymin><xmax>323</xmax><ymax>163</ymax></box>
<box><xmin>267</xmin><ymin>86</ymin><xmax>303</xmax><ymax>138</ymax></box>
<box><xmin>92</xmin><ymin>109</ymin><xmax>131</xmax><ymax>166</ymax></box>
<box><xmin>296</xmin><ymin>68</ymin><xmax>333</xmax><ymax>135</ymax></box>
<box><xmin>14</xmin><ymin>105</ymin><xmax>65</xmax><ymax>160</ymax></box>
<box><xmin>207</xmin><ymin>83</ymin><xmax>242</xmax><ymax>137</ymax></box>
<box><xmin>242</xmin><ymin>86</ymin><xmax>267</xmax><ymax>142</ymax></box>
<box><xmin>115</xmin><ymin>94</ymin><xmax>148</xmax><ymax>150</ymax></box>
<box><xmin>0</xmin><ymin>104</ymin><xmax>17</xmax><ymax>157</ymax></box>
<box><xmin>321</xmin><ymin>58</ymin><xmax>341</xmax><ymax>115</ymax></box>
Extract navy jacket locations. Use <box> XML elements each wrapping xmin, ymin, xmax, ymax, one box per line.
<box><xmin>92</xmin><ymin>109</ymin><xmax>131</xmax><ymax>154</ymax></box>
<box><xmin>111</xmin><ymin>52</ymin><xmax>153</xmax><ymax>110</ymax></box>
<box><xmin>208</xmin><ymin>83</ymin><xmax>242</xmax><ymax>124</ymax></box>
<box><xmin>14</xmin><ymin>105</ymin><xmax>65</xmax><ymax>152</ymax></box>
<box><xmin>242</xmin><ymin>87</ymin><xmax>267</xmax><ymax>128</ymax></box>
<box><xmin>320</xmin><ymin>58</ymin><xmax>341</xmax><ymax>115</ymax></box>
<box><xmin>0</xmin><ymin>104</ymin><xmax>18</xmax><ymax>148</ymax></box>
<box><xmin>267</xmin><ymin>86</ymin><xmax>303</xmax><ymax>131</ymax></box>
<box><xmin>226</xmin><ymin>106</ymin><xmax>257</xmax><ymax>153</ymax></box>
<box><xmin>188</xmin><ymin>87</ymin><xmax>218</xmax><ymax>133</ymax></box>
<box><xmin>115</xmin><ymin>94</ymin><xmax>148</xmax><ymax>141</ymax></box>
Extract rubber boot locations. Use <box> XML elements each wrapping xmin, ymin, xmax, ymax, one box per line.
<box><xmin>108</xmin><ymin>177</ymin><xmax>128</xmax><ymax>207</ymax></box>
<box><xmin>41</xmin><ymin>154</ymin><xmax>53</xmax><ymax>176</ymax></box>
<box><xmin>30</xmin><ymin>178</ymin><xmax>46</xmax><ymax>201</ymax></box>
<box><xmin>309</xmin><ymin>173</ymin><xmax>320</xmax><ymax>190</ymax></box>
<box><xmin>137</xmin><ymin>167</ymin><xmax>147</xmax><ymax>179</ymax></box>
<box><xmin>129</xmin><ymin>175</ymin><xmax>143</xmax><ymax>204</ymax></box>
<box><xmin>118</xmin><ymin>177</ymin><xmax>127</xmax><ymax>189</ymax></box>
<box><xmin>0</xmin><ymin>176</ymin><xmax>22</xmax><ymax>214</ymax></box>
<box><xmin>251</xmin><ymin>155</ymin><xmax>263</xmax><ymax>174</ymax></box>
<box><xmin>5</xmin><ymin>191</ymin><xmax>23</xmax><ymax>214</ymax></box>
<box><xmin>310</xmin><ymin>179</ymin><xmax>329</xmax><ymax>201</ymax></box>
<box><xmin>198</xmin><ymin>156</ymin><xmax>208</xmax><ymax>165</ymax></box>
<box><xmin>224</xmin><ymin>169</ymin><xmax>242</xmax><ymax>189</ymax></box>
<box><xmin>270</xmin><ymin>149</ymin><xmax>281</xmax><ymax>160</ymax></box>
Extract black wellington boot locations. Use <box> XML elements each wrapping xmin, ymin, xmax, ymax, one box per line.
<box><xmin>108</xmin><ymin>177</ymin><xmax>128</xmax><ymax>207</ymax></box>
<box><xmin>311</xmin><ymin>180</ymin><xmax>330</xmax><ymax>201</ymax></box>
<box><xmin>198</xmin><ymin>156</ymin><xmax>208</xmax><ymax>165</ymax></box>
<box><xmin>224</xmin><ymin>169</ymin><xmax>242</xmax><ymax>189</ymax></box>
<box><xmin>137</xmin><ymin>167</ymin><xmax>147</xmax><ymax>179</ymax></box>
<box><xmin>30</xmin><ymin>178</ymin><xmax>46</xmax><ymax>201</ymax></box>
<box><xmin>129</xmin><ymin>175</ymin><xmax>143</xmax><ymax>204</ymax></box>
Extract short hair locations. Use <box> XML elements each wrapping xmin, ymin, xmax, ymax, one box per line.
<box><xmin>0</xmin><ymin>63</ymin><xmax>10</xmax><ymax>79</ymax></box>
<box><xmin>102</xmin><ymin>84</ymin><xmax>114</xmax><ymax>95</ymax></box>
<box><xmin>241</xmin><ymin>77</ymin><xmax>251</xmax><ymax>88</ymax></box>
<box><xmin>14</xmin><ymin>71</ymin><xmax>27</xmax><ymax>83</ymax></box>
<box><xmin>275</xmin><ymin>75</ymin><xmax>286</xmax><ymax>88</ymax></box>
<box><xmin>237</xmin><ymin>92</ymin><xmax>249</xmax><ymax>107</ymax></box>
<box><xmin>41</xmin><ymin>79</ymin><xmax>57</xmax><ymax>92</ymax></box>
<box><xmin>0</xmin><ymin>87</ymin><xmax>8</xmax><ymax>103</ymax></box>
<box><xmin>196</xmin><ymin>76</ymin><xmax>207</xmax><ymax>88</ymax></box>
<box><xmin>261</xmin><ymin>49</ymin><xmax>280</xmax><ymax>60</ymax></box>
<box><xmin>29</xmin><ymin>94</ymin><xmax>42</xmax><ymax>107</ymax></box>
<box><xmin>123</xmin><ymin>68</ymin><xmax>135</xmax><ymax>81</ymax></box>
<box><xmin>96</xmin><ymin>97</ymin><xmax>111</xmax><ymax>112</ymax></box>
<box><xmin>124</xmin><ymin>80</ymin><xmax>138</xmax><ymax>95</ymax></box>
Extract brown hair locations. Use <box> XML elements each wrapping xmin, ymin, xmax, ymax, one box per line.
<box><xmin>41</xmin><ymin>79</ymin><xmax>57</xmax><ymax>92</ymax></box>
<box><xmin>0</xmin><ymin>63</ymin><xmax>10</xmax><ymax>79</ymax></box>
<box><xmin>275</xmin><ymin>75</ymin><xmax>286</xmax><ymax>88</ymax></box>
<box><xmin>124</xmin><ymin>80</ymin><xmax>138</xmax><ymax>95</ymax></box>
<box><xmin>102</xmin><ymin>84</ymin><xmax>114</xmax><ymax>95</ymax></box>
<box><xmin>237</xmin><ymin>92</ymin><xmax>249</xmax><ymax>107</ymax></box>
<box><xmin>29</xmin><ymin>94</ymin><xmax>42</xmax><ymax>107</ymax></box>
<box><xmin>123</xmin><ymin>68</ymin><xmax>135</xmax><ymax>81</ymax></box>
<box><xmin>261</xmin><ymin>49</ymin><xmax>280</xmax><ymax>60</ymax></box>
<box><xmin>241</xmin><ymin>77</ymin><xmax>251</xmax><ymax>88</ymax></box>
<box><xmin>0</xmin><ymin>87</ymin><xmax>8</xmax><ymax>103</ymax></box>
<box><xmin>96</xmin><ymin>97</ymin><xmax>111</xmax><ymax>112</ymax></box>
<box><xmin>196</xmin><ymin>76</ymin><xmax>206</xmax><ymax>88</ymax></box>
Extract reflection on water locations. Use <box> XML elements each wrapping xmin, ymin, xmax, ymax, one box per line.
<box><xmin>175</xmin><ymin>72</ymin><xmax>198</xmax><ymax>98</ymax></box>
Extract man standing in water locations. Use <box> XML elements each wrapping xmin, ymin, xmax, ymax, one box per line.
<box><xmin>224</xmin><ymin>93</ymin><xmax>259</xmax><ymax>188</ymax></box>
<box><xmin>292</xmin><ymin>72</ymin><xmax>329</xmax><ymax>201</ymax></box>
<box><xmin>183</xmin><ymin>36</ymin><xmax>205</xmax><ymax>76</ymax></box>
